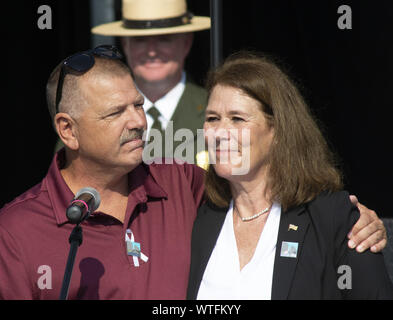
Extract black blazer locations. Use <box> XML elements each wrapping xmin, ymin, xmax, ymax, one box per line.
<box><xmin>187</xmin><ymin>191</ymin><xmax>393</xmax><ymax>299</ymax></box>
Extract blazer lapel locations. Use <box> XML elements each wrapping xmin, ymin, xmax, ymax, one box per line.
<box><xmin>271</xmin><ymin>205</ymin><xmax>310</xmax><ymax>300</ymax></box>
<box><xmin>187</xmin><ymin>204</ymin><xmax>227</xmax><ymax>299</ymax></box>
<box><xmin>170</xmin><ymin>80</ymin><xmax>206</xmax><ymax>135</ymax></box>
<box><xmin>170</xmin><ymin>81</ymin><xmax>206</xmax><ymax>159</ymax></box>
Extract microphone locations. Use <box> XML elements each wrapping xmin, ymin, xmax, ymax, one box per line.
<box><xmin>66</xmin><ymin>187</ymin><xmax>101</xmax><ymax>224</ymax></box>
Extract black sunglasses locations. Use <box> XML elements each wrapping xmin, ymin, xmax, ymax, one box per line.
<box><xmin>55</xmin><ymin>45</ymin><xmax>123</xmax><ymax>114</ymax></box>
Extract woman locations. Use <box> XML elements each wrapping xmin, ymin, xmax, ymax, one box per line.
<box><xmin>187</xmin><ymin>51</ymin><xmax>393</xmax><ymax>299</ymax></box>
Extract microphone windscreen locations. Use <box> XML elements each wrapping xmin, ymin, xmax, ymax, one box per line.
<box><xmin>66</xmin><ymin>205</ymin><xmax>84</xmax><ymax>224</ymax></box>
<box><xmin>75</xmin><ymin>187</ymin><xmax>101</xmax><ymax>211</ymax></box>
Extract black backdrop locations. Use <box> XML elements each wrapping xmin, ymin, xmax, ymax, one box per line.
<box><xmin>2</xmin><ymin>1</ymin><xmax>392</xmax><ymax>217</ymax></box>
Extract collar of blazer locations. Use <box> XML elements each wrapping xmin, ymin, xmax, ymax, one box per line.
<box><xmin>187</xmin><ymin>201</ymin><xmax>310</xmax><ymax>300</ymax></box>
<box><xmin>170</xmin><ymin>80</ymin><xmax>206</xmax><ymax>135</ymax></box>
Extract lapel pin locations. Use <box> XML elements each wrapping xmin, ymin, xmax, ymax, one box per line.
<box><xmin>288</xmin><ymin>224</ymin><xmax>298</xmax><ymax>231</ymax></box>
<box><xmin>280</xmin><ymin>241</ymin><xmax>298</xmax><ymax>258</ymax></box>
<box><xmin>196</xmin><ymin>104</ymin><xmax>204</xmax><ymax>112</ymax></box>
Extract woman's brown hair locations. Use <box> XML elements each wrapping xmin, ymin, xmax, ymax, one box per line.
<box><xmin>204</xmin><ymin>51</ymin><xmax>343</xmax><ymax>211</ymax></box>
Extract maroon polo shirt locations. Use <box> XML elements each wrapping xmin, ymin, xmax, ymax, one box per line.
<box><xmin>0</xmin><ymin>151</ymin><xmax>205</xmax><ymax>299</ymax></box>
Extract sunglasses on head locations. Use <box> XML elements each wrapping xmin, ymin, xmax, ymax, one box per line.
<box><xmin>55</xmin><ymin>45</ymin><xmax>123</xmax><ymax>114</ymax></box>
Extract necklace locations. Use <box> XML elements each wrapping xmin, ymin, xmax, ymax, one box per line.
<box><xmin>237</xmin><ymin>206</ymin><xmax>271</xmax><ymax>222</ymax></box>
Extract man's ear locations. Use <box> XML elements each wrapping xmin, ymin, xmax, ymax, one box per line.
<box><xmin>54</xmin><ymin>113</ymin><xmax>79</xmax><ymax>150</ymax></box>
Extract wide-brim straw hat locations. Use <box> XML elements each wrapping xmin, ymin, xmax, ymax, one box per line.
<box><xmin>92</xmin><ymin>0</ymin><xmax>211</xmax><ymax>37</ymax></box>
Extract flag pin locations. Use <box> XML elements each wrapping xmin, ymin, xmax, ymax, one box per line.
<box><xmin>288</xmin><ymin>224</ymin><xmax>298</xmax><ymax>231</ymax></box>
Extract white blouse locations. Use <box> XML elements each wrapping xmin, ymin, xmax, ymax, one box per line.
<box><xmin>197</xmin><ymin>200</ymin><xmax>282</xmax><ymax>300</ymax></box>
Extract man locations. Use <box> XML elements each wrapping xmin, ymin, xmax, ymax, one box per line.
<box><xmin>0</xmin><ymin>48</ymin><xmax>204</xmax><ymax>299</ymax></box>
<box><xmin>56</xmin><ymin>0</ymin><xmax>210</xmax><ymax>165</ymax></box>
<box><xmin>0</xmin><ymin>47</ymin><xmax>387</xmax><ymax>299</ymax></box>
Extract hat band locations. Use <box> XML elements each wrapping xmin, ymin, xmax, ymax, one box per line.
<box><xmin>123</xmin><ymin>12</ymin><xmax>193</xmax><ymax>29</ymax></box>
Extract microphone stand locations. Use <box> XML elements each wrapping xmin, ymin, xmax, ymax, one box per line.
<box><xmin>59</xmin><ymin>223</ymin><xmax>83</xmax><ymax>300</ymax></box>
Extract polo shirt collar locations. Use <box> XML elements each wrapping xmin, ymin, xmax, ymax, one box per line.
<box><xmin>44</xmin><ymin>149</ymin><xmax>167</xmax><ymax>226</ymax></box>
<box><xmin>127</xmin><ymin>162</ymin><xmax>168</xmax><ymax>201</ymax></box>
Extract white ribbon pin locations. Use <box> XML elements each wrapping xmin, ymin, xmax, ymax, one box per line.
<box><xmin>125</xmin><ymin>229</ymin><xmax>148</xmax><ymax>267</ymax></box>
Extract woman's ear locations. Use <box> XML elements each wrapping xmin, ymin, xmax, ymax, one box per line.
<box><xmin>54</xmin><ymin>113</ymin><xmax>79</xmax><ymax>150</ymax></box>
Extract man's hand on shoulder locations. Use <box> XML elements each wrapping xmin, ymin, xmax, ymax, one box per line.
<box><xmin>348</xmin><ymin>195</ymin><xmax>387</xmax><ymax>253</ymax></box>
